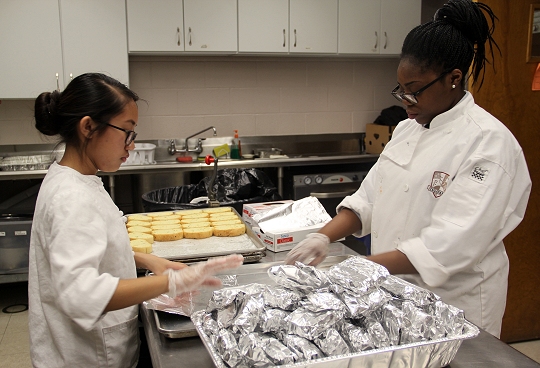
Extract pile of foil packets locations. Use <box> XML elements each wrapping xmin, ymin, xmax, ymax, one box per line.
<box><xmin>192</xmin><ymin>256</ymin><xmax>465</xmax><ymax>367</ymax></box>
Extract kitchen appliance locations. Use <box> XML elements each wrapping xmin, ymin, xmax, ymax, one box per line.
<box><xmin>291</xmin><ymin>171</ymin><xmax>368</xmax><ymax>217</ymax></box>
<box><xmin>0</xmin><ymin>215</ymin><xmax>32</xmax><ymax>283</ymax></box>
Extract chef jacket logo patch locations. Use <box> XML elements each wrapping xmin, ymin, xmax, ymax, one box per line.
<box><xmin>470</xmin><ymin>166</ymin><xmax>489</xmax><ymax>183</ymax></box>
<box><xmin>427</xmin><ymin>171</ymin><xmax>450</xmax><ymax>198</ymax></box>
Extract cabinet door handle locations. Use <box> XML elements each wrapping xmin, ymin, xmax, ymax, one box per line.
<box><xmin>294</xmin><ymin>29</ymin><xmax>297</xmax><ymax>47</ymax></box>
<box><xmin>374</xmin><ymin>31</ymin><xmax>378</xmax><ymax>50</ymax></box>
<box><xmin>188</xmin><ymin>27</ymin><xmax>192</xmax><ymax>46</ymax></box>
<box><xmin>70</xmin><ymin>73</ymin><xmax>73</xmax><ymax>81</ymax></box>
<box><xmin>283</xmin><ymin>29</ymin><xmax>286</xmax><ymax>47</ymax></box>
<box><xmin>55</xmin><ymin>73</ymin><xmax>59</xmax><ymax>91</ymax></box>
<box><xmin>177</xmin><ymin>27</ymin><xmax>181</xmax><ymax>46</ymax></box>
<box><xmin>384</xmin><ymin>31</ymin><xmax>387</xmax><ymax>49</ymax></box>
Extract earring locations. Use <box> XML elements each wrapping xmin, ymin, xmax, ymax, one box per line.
<box><xmin>452</xmin><ymin>84</ymin><xmax>456</xmax><ymax>89</ymax></box>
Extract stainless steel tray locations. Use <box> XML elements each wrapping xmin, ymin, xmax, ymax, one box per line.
<box><xmin>144</xmin><ymin>255</ymin><xmax>352</xmax><ymax>339</ymax></box>
<box><xmin>135</xmin><ymin>207</ymin><xmax>266</xmax><ymax>263</ymax></box>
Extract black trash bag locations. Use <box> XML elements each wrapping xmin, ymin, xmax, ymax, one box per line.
<box><xmin>199</xmin><ymin>168</ymin><xmax>281</xmax><ymax>203</ymax></box>
<box><xmin>374</xmin><ymin>105</ymin><xmax>407</xmax><ymax>126</ymax></box>
<box><xmin>141</xmin><ymin>168</ymin><xmax>282</xmax><ymax>214</ymax></box>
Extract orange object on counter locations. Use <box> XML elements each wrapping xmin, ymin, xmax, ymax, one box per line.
<box><xmin>176</xmin><ymin>156</ymin><xmax>193</xmax><ymax>163</ymax></box>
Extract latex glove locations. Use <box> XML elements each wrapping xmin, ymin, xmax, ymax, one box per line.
<box><xmin>284</xmin><ymin>233</ymin><xmax>330</xmax><ymax>266</ymax></box>
<box><xmin>165</xmin><ymin>254</ymin><xmax>244</xmax><ymax>297</ymax></box>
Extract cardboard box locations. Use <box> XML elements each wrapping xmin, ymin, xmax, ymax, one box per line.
<box><xmin>252</xmin><ymin>223</ymin><xmax>325</xmax><ymax>252</ymax></box>
<box><xmin>242</xmin><ymin>200</ymin><xmax>294</xmax><ymax>227</ymax></box>
<box><xmin>364</xmin><ymin>123</ymin><xmax>396</xmax><ymax>154</ymax></box>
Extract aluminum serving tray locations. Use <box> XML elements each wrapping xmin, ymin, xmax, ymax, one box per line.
<box><xmin>145</xmin><ymin>255</ymin><xmax>352</xmax><ymax>339</ymax></box>
<box><xmin>137</xmin><ymin>207</ymin><xmax>266</xmax><ymax>264</ymax></box>
<box><xmin>189</xmin><ymin>255</ymin><xmax>480</xmax><ymax>368</ymax></box>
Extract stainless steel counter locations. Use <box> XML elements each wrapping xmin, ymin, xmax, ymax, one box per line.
<box><xmin>0</xmin><ymin>154</ymin><xmax>379</xmax><ymax>180</ymax></box>
<box><xmin>139</xmin><ymin>243</ymin><xmax>540</xmax><ymax>368</ymax></box>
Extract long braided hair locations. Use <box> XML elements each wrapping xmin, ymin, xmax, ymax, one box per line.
<box><xmin>401</xmin><ymin>0</ymin><xmax>500</xmax><ymax>89</ymax></box>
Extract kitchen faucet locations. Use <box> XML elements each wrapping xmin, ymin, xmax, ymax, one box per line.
<box><xmin>168</xmin><ymin>126</ymin><xmax>217</xmax><ymax>155</ymax></box>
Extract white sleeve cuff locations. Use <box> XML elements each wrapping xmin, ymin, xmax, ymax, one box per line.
<box><xmin>397</xmin><ymin>237</ymin><xmax>450</xmax><ymax>287</ymax></box>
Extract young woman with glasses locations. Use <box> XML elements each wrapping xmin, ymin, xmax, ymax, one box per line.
<box><xmin>30</xmin><ymin>73</ymin><xmax>243</xmax><ymax>367</ymax></box>
<box><xmin>286</xmin><ymin>0</ymin><xmax>531</xmax><ymax>338</ymax></box>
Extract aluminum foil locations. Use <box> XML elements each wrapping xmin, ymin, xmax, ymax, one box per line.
<box><xmin>255</xmin><ymin>196</ymin><xmax>332</xmax><ymax>233</ymax></box>
<box><xmin>267</xmin><ymin>263</ymin><xmax>331</xmax><ymax>293</ymax></box>
<box><xmin>192</xmin><ymin>256</ymin><xmax>476</xmax><ymax>368</ymax></box>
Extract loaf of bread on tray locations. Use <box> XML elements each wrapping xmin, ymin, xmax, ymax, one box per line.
<box><xmin>130</xmin><ymin>239</ymin><xmax>153</xmax><ymax>253</ymax></box>
<box><xmin>127</xmin><ymin>214</ymin><xmax>151</xmax><ymax>222</ymax></box>
<box><xmin>128</xmin><ymin>226</ymin><xmax>153</xmax><ymax>234</ymax></box>
<box><xmin>152</xmin><ymin>229</ymin><xmax>183</xmax><ymax>241</ymax></box>
<box><xmin>183</xmin><ymin>227</ymin><xmax>214</xmax><ymax>239</ymax></box>
<box><xmin>213</xmin><ymin>223</ymin><xmax>246</xmax><ymax>237</ymax></box>
<box><xmin>128</xmin><ymin>232</ymin><xmax>154</xmax><ymax>243</ymax></box>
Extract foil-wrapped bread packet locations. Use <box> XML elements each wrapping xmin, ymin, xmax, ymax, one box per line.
<box><xmin>281</xmin><ymin>334</ymin><xmax>324</xmax><ymax>362</ymax></box>
<box><xmin>301</xmin><ymin>291</ymin><xmax>349</xmax><ymax>318</ymax></box>
<box><xmin>286</xmin><ymin>307</ymin><xmax>341</xmax><ymax>340</ymax></box>
<box><xmin>313</xmin><ymin>328</ymin><xmax>350</xmax><ymax>357</ymax></box>
<box><xmin>215</xmin><ymin>328</ymin><xmax>244</xmax><ymax>368</ymax></box>
<box><xmin>267</xmin><ymin>263</ymin><xmax>331</xmax><ymax>292</ymax></box>
<box><xmin>340</xmin><ymin>322</ymin><xmax>377</xmax><ymax>352</ymax></box>
<box><xmin>400</xmin><ymin>300</ymin><xmax>438</xmax><ymax>343</ymax></box>
<box><xmin>262</xmin><ymin>286</ymin><xmax>303</xmax><ymax>311</ymax></box>
<box><xmin>331</xmin><ymin>284</ymin><xmax>392</xmax><ymax>318</ymax></box>
<box><xmin>238</xmin><ymin>332</ymin><xmax>297</xmax><ymax>366</ymax></box>
<box><xmin>430</xmin><ymin>300</ymin><xmax>465</xmax><ymax>337</ymax></box>
<box><xmin>259</xmin><ymin>308</ymin><xmax>290</xmax><ymax>335</ymax></box>
<box><xmin>381</xmin><ymin>275</ymin><xmax>440</xmax><ymax>307</ymax></box>
<box><xmin>231</xmin><ymin>294</ymin><xmax>265</xmax><ymax>335</ymax></box>
<box><xmin>327</xmin><ymin>256</ymin><xmax>389</xmax><ymax>292</ymax></box>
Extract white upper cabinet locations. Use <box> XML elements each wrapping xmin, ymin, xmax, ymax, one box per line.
<box><xmin>183</xmin><ymin>0</ymin><xmax>237</xmax><ymax>52</ymax></box>
<box><xmin>338</xmin><ymin>0</ymin><xmax>421</xmax><ymax>55</ymax></box>
<box><xmin>238</xmin><ymin>0</ymin><xmax>289</xmax><ymax>53</ymax></box>
<box><xmin>60</xmin><ymin>0</ymin><xmax>129</xmax><ymax>85</ymax></box>
<box><xmin>0</xmin><ymin>0</ymin><xmax>129</xmax><ymax>99</ymax></box>
<box><xmin>290</xmin><ymin>0</ymin><xmax>338</xmax><ymax>54</ymax></box>
<box><xmin>127</xmin><ymin>0</ymin><xmax>184</xmax><ymax>52</ymax></box>
<box><xmin>0</xmin><ymin>0</ymin><xmax>63</xmax><ymax>99</ymax></box>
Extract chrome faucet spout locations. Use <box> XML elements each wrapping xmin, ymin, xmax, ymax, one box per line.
<box><xmin>184</xmin><ymin>126</ymin><xmax>217</xmax><ymax>151</ymax></box>
<box><xmin>168</xmin><ymin>126</ymin><xmax>217</xmax><ymax>155</ymax></box>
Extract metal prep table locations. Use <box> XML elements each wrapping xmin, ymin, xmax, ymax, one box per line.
<box><xmin>140</xmin><ymin>243</ymin><xmax>540</xmax><ymax>368</ymax></box>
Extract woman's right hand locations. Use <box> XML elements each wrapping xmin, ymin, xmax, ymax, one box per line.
<box><xmin>165</xmin><ymin>254</ymin><xmax>244</xmax><ymax>297</ymax></box>
<box><xmin>284</xmin><ymin>233</ymin><xmax>330</xmax><ymax>266</ymax></box>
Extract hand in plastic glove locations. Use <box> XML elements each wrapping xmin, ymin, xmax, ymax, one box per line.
<box><xmin>165</xmin><ymin>254</ymin><xmax>244</xmax><ymax>297</ymax></box>
<box><xmin>284</xmin><ymin>233</ymin><xmax>330</xmax><ymax>266</ymax></box>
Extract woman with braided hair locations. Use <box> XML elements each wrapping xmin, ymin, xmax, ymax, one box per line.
<box><xmin>286</xmin><ymin>0</ymin><xmax>531</xmax><ymax>337</ymax></box>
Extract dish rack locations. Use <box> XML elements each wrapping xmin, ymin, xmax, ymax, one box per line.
<box><xmin>123</xmin><ymin>143</ymin><xmax>156</xmax><ymax>166</ymax></box>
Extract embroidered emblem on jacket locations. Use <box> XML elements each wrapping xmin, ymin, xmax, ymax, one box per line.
<box><xmin>427</xmin><ymin>171</ymin><xmax>450</xmax><ymax>198</ymax></box>
<box><xmin>470</xmin><ymin>166</ymin><xmax>489</xmax><ymax>183</ymax></box>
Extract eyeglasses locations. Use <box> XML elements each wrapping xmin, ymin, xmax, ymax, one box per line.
<box><xmin>391</xmin><ymin>71</ymin><xmax>450</xmax><ymax>105</ymax></box>
<box><xmin>104</xmin><ymin>123</ymin><xmax>137</xmax><ymax>146</ymax></box>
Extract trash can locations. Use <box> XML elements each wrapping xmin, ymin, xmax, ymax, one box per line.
<box><xmin>141</xmin><ymin>168</ymin><xmax>282</xmax><ymax>214</ymax></box>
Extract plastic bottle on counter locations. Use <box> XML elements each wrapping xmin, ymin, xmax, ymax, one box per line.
<box><xmin>231</xmin><ymin>130</ymin><xmax>242</xmax><ymax>159</ymax></box>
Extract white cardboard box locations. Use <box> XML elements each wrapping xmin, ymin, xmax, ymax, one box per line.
<box><xmin>252</xmin><ymin>223</ymin><xmax>325</xmax><ymax>252</ymax></box>
<box><xmin>242</xmin><ymin>200</ymin><xmax>294</xmax><ymax>227</ymax></box>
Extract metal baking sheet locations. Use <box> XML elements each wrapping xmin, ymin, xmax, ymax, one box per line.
<box><xmin>143</xmin><ymin>255</ymin><xmax>352</xmax><ymax>339</ymax></box>
<box><xmin>132</xmin><ymin>207</ymin><xmax>266</xmax><ymax>263</ymax></box>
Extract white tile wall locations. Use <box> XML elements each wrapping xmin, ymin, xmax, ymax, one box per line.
<box><xmin>0</xmin><ymin>57</ymin><xmax>401</xmax><ymax>144</ymax></box>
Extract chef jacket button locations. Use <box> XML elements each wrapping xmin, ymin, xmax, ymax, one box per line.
<box><xmin>373</xmin><ymin>231</ymin><xmax>378</xmax><ymax>238</ymax></box>
<box><xmin>403</xmin><ymin>184</ymin><xmax>409</xmax><ymax>192</ymax></box>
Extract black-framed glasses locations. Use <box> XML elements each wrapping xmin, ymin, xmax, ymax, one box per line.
<box><xmin>391</xmin><ymin>71</ymin><xmax>450</xmax><ymax>105</ymax></box>
<box><xmin>104</xmin><ymin>123</ymin><xmax>137</xmax><ymax>146</ymax></box>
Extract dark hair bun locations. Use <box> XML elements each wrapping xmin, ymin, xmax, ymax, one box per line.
<box><xmin>34</xmin><ymin>90</ymin><xmax>62</xmax><ymax>136</ymax></box>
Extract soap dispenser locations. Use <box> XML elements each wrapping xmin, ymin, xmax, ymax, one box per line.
<box><xmin>231</xmin><ymin>130</ymin><xmax>242</xmax><ymax>159</ymax></box>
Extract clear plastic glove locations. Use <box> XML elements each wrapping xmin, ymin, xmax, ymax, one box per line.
<box><xmin>165</xmin><ymin>254</ymin><xmax>244</xmax><ymax>297</ymax></box>
<box><xmin>284</xmin><ymin>233</ymin><xmax>330</xmax><ymax>266</ymax></box>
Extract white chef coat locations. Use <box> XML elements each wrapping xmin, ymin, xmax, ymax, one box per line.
<box><xmin>29</xmin><ymin>162</ymin><xmax>139</xmax><ymax>367</ymax></box>
<box><xmin>338</xmin><ymin>92</ymin><xmax>531</xmax><ymax>337</ymax></box>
